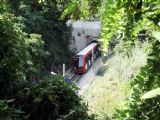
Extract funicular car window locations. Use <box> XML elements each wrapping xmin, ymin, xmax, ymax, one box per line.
<box><xmin>79</xmin><ymin>55</ymin><xmax>84</xmax><ymax>67</ymax></box>
<box><xmin>74</xmin><ymin>56</ymin><xmax>79</xmax><ymax>67</ymax></box>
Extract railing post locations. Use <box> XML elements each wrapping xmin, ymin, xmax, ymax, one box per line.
<box><xmin>63</xmin><ymin>63</ymin><xmax>65</xmax><ymax>77</ymax></box>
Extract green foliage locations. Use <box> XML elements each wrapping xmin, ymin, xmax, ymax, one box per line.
<box><xmin>25</xmin><ymin>34</ymin><xmax>48</xmax><ymax>80</ymax></box>
<box><xmin>1</xmin><ymin>0</ymin><xmax>73</xmax><ymax>95</ymax></box>
<box><xmin>114</xmin><ymin>1</ymin><xmax>160</xmax><ymax>117</ymax></box>
<box><xmin>0</xmin><ymin>100</ymin><xmax>22</xmax><ymax>120</ymax></box>
<box><xmin>2</xmin><ymin>0</ymin><xmax>72</xmax><ymax>75</ymax></box>
<box><xmin>61</xmin><ymin>0</ymin><xmax>101</xmax><ymax>20</ymax></box>
<box><xmin>13</xmin><ymin>75</ymin><xmax>95</xmax><ymax>120</ymax></box>
<box><xmin>115</xmin><ymin>31</ymin><xmax>160</xmax><ymax>119</ymax></box>
<box><xmin>0</xmin><ymin>0</ymin><xmax>97</xmax><ymax>119</ymax></box>
<box><xmin>0</xmin><ymin>1</ymin><xmax>49</xmax><ymax>98</ymax></box>
<box><xmin>152</xmin><ymin>31</ymin><xmax>160</xmax><ymax>41</ymax></box>
<box><xmin>0</xmin><ymin>9</ymin><xmax>26</xmax><ymax>98</ymax></box>
<box><xmin>18</xmin><ymin>0</ymin><xmax>72</xmax><ymax>72</ymax></box>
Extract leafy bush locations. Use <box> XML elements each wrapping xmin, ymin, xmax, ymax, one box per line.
<box><xmin>0</xmin><ymin>1</ymin><xmax>95</xmax><ymax>120</ymax></box>
<box><xmin>115</xmin><ymin>33</ymin><xmax>160</xmax><ymax>119</ymax></box>
<box><xmin>12</xmin><ymin>75</ymin><xmax>95</xmax><ymax>120</ymax></box>
<box><xmin>25</xmin><ymin>34</ymin><xmax>48</xmax><ymax>80</ymax></box>
<box><xmin>0</xmin><ymin>0</ymin><xmax>72</xmax><ymax>98</ymax></box>
<box><xmin>0</xmin><ymin>100</ymin><xmax>22</xmax><ymax>120</ymax></box>
<box><xmin>0</xmin><ymin>11</ymin><xmax>26</xmax><ymax>99</ymax></box>
<box><xmin>0</xmin><ymin>4</ymin><xmax>47</xmax><ymax>98</ymax></box>
<box><xmin>14</xmin><ymin>0</ymin><xmax>72</xmax><ymax>73</ymax></box>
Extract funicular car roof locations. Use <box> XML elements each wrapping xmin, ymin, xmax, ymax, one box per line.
<box><xmin>77</xmin><ymin>43</ymin><xmax>97</xmax><ymax>56</ymax></box>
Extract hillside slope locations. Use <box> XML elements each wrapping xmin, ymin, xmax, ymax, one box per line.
<box><xmin>83</xmin><ymin>42</ymin><xmax>149</xmax><ymax>119</ymax></box>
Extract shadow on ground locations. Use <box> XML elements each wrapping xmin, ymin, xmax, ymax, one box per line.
<box><xmin>96</xmin><ymin>65</ymin><xmax>108</xmax><ymax>76</ymax></box>
<box><xmin>96</xmin><ymin>53</ymin><xmax>114</xmax><ymax>76</ymax></box>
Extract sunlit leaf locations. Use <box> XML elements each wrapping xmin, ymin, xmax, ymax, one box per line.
<box><xmin>7</xmin><ymin>99</ymin><xmax>14</xmax><ymax>103</ymax></box>
<box><xmin>152</xmin><ymin>31</ymin><xmax>160</xmax><ymax>41</ymax></box>
<box><xmin>48</xmin><ymin>95</ymin><xmax>54</xmax><ymax>102</ymax></box>
<box><xmin>141</xmin><ymin>88</ymin><xmax>160</xmax><ymax>100</ymax></box>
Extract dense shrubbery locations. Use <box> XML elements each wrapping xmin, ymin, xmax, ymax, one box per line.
<box><xmin>116</xmin><ymin>34</ymin><xmax>160</xmax><ymax>119</ymax></box>
<box><xmin>0</xmin><ymin>100</ymin><xmax>22</xmax><ymax>120</ymax></box>
<box><xmin>11</xmin><ymin>0</ymin><xmax>72</xmax><ymax>73</ymax></box>
<box><xmin>0</xmin><ymin>76</ymin><xmax>95</xmax><ymax>120</ymax></box>
<box><xmin>0</xmin><ymin>2</ymin><xmax>48</xmax><ymax>98</ymax></box>
<box><xmin>0</xmin><ymin>0</ymin><xmax>71</xmax><ymax>96</ymax></box>
<box><xmin>25</xmin><ymin>34</ymin><xmax>48</xmax><ymax>80</ymax></box>
<box><xmin>0</xmin><ymin>12</ymin><xmax>26</xmax><ymax>98</ymax></box>
<box><xmin>114</xmin><ymin>1</ymin><xmax>160</xmax><ymax>119</ymax></box>
<box><xmin>11</xmin><ymin>75</ymin><xmax>95</xmax><ymax>120</ymax></box>
<box><xmin>3</xmin><ymin>0</ymin><xmax>72</xmax><ymax>75</ymax></box>
<box><xmin>0</xmin><ymin>1</ymin><xmax>95</xmax><ymax>119</ymax></box>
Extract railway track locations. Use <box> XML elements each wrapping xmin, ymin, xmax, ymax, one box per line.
<box><xmin>64</xmin><ymin>57</ymin><xmax>103</xmax><ymax>95</ymax></box>
<box><xmin>65</xmin><ymin>57</ymin><xmax>102</xmax><ymax>83</ymax></box>
<box><xmin>65</xmin><ymin>65</ymin><xmax>82</xmax><ymax>83</ymax></box>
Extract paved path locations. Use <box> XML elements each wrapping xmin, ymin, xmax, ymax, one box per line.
<box><xmin>75</xmin><ymin>58</ymin><xmax>103</xmax><ymax>95</ymax></box>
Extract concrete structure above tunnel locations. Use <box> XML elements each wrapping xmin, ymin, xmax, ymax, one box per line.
<box><xmin>67</xmin><ymin>20</ymin><xmax>101</xmax><ymax>54</ymax></box>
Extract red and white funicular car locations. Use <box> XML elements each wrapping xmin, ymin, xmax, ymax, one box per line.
<box><xmin>73</xmin><ymin>43</ymin><xmax>100</xmax><ymax>73</ymax></box>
